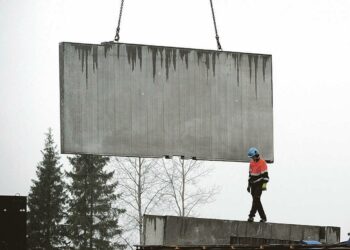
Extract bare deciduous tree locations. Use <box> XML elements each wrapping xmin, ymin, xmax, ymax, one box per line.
<box><xmin>113</xmin><ymin>156</ymin><xmax>220</xmax><ymax>248</ymax></box>
<box><xmin>158</xmin><ymin>157</ymin><xmax>219</xmax><ymax>217</ymax></box>
<box><xmin>112</xmin><ymin>157</ymin><xmax>167</xmax><ymax>247</ymax></box>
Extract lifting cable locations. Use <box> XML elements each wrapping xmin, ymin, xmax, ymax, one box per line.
<box><xmin>114</xmin><ymin>0</ymin><xmax>125</xmax><ymax>42</ymax></box>
<box><xmin>113</xmin><ymin>0</ymin><xmax>223</xmax><ymax>51</ymax></box>
<box><xmin>209</xmin><ymin>0</ymin><xmax>223</xmax><ymax>51</ymax></box>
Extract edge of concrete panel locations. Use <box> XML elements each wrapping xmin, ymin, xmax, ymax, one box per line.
<box><xmin>270</xmin><ymin>56</ymin><xmax>274</xmax><ymax>163</ymax></box>
<box><xmin>57</xmin><ymin>150</ymin><xmax>274</xmax><ymax>163</ymax></box>
<box><xmin>61</xmin><ymin>41</ymin><xmax>273</xmax><ymax>57</ymax></box>
<box><xmin>59</xmin><ymin>43</ymin><xmax>65</xmax><ymax>153</ymax></box>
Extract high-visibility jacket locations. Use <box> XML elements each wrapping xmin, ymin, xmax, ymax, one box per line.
<box><xmin>248</xmin><ymin>158</ymin><xmax>269</xmax><ymax>185</ymax></box>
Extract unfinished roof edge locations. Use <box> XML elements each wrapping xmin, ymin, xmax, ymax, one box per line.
<box><xmin>143</xmin><ymin>215</ymin><xmax>340</xmax><ymax>245</ymax></box>
<box><xmin>145</xmin><ymin>214</ymin><xmax>339</xmax><ymax>228</ymax></box>
<box><xmin>136</xmin><ymin>244</ymin><xmax>350</xmax><ymax>250</ymax></box>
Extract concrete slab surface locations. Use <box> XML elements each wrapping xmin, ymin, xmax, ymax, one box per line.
<box><xmin>60</xmin><ymin>42</ymin><xmax>274</xmax><ymax>162</ymax></box>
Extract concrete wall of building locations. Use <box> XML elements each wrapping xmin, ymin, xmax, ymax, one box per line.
<box><xmin>59</xmin><ymin>42</ymin><xmax>273</xmax><ymax>162</ymax></box>
<box><xmin>143</xmin><ymin>215</ymin><xmax>340</xmax><ymax>245</ymax></box>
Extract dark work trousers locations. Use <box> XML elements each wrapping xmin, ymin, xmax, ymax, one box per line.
<box><xmin>249</xmin><ymin>183</ymin><xmax>266</xmax><ymax>220</ymax></box>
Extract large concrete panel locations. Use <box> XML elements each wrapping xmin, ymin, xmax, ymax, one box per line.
<box><xmin>60</xmin><ymin>42</ymin><xmax>274</xmax><ymax>162</ymax></box>
<box><xmin>143</xmin><ymin>215</ymin><xmax>340</xmax><ymax>245</ymax></box>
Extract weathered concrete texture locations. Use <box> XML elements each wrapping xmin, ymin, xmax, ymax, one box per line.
<box><xmin>60</xmin><ymin>42</ymin><xmax>274</xmax><ymax>162</ymax></box>
<box><xmin>143</xmin><ymin>215</ymin><xmax>340</xmax><ymax>245</ymax></box>
<box><xmin>143</xmin><ymin>215</ymin><xmax>165</xmax><ymax>245</ymax></box>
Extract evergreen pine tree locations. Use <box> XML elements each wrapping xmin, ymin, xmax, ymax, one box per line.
<box><xmin>28</xmin><ymin>128</ymin><xmax>67</xmax><ymax>249</ymax></box>
<box><xmin>66</xmin><ymin>154</ymin><xmax>125</xmax><ymax>250</ymax></box>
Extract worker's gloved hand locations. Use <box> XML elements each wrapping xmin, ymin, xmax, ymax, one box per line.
<box><xmin>247</xmin><ymin>186</ymin><xmax>251</xmax><ymax>193</ymax></box>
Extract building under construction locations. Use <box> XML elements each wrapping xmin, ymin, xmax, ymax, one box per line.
<box><xmin>141</xmin><ymin>215</ymin><xmax>349</xmax><ymax>250</ymax></box>
<box><xmin>57</xmin><ymin>1</ymin><xmax>348</xmax><ymax>249</ymax></box>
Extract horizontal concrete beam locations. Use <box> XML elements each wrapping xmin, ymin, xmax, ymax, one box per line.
<box><xmin>143</xmin><ymin>215</ymin><xmax>340</xmax><ymax>245</ymax></box>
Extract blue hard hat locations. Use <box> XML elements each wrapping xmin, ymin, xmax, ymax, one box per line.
<box><xmin>247</xmin><ymin>147</ymin><xmax>259</xmax><ymax>158</ymax></box>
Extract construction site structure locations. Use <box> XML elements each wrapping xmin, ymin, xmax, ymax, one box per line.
<box><xmin>143</xmin><ymin>215</ymin><xmax>340</xmax><ymax>245</ymax></box>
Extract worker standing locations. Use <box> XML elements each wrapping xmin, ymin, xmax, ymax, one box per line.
<box><xmin>247</xmin><ymin>147</ymin><xmax>269</xmax><ymax>222</ymax></box>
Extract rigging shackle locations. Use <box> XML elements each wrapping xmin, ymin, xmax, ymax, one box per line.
<box><xmin>210</xmin><ymin>0</ymin><xmax>223</xmax><ymax>51</ymax></box>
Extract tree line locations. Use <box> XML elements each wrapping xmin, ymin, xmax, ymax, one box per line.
<box><xmin>27</xmin><ymin>129</ymin><xmax>219</xmax><ymax>249</ymax></box>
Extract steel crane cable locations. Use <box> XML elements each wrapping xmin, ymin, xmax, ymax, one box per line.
<box><xmin>209</xmin><ymin>0</ymin><xmax>223</xmax><ymax>51</ymax></box>
<box><xmin>114</xmin><ymin>0</ymin><xmax>125</xmax><ymax>42</ymax></box>
<box><xmin>113</xmin><ymin>0</ymin><xmax>223</xmax><ymax>50</ymax></box>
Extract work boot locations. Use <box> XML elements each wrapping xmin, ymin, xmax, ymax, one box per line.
<box><xmin>247</xmin><ymin>217</ymin><xmax>254</xmax><ymax>222</ymax></box>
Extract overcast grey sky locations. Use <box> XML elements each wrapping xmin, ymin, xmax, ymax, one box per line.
<box><xmin>1</xmin><ymin>0</ymin><xmax>350</xmax><ymax>241</ymax></box>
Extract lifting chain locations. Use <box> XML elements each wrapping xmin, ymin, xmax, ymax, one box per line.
<box><xmin>209</xmin><ymin>0</ymin><xmax>223</xmax><ymax>51</ymax></box>
<box><xmin>114</xmin><ymin>0</ymin><xmax>125</xmax><ymax>42</ymax></box>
